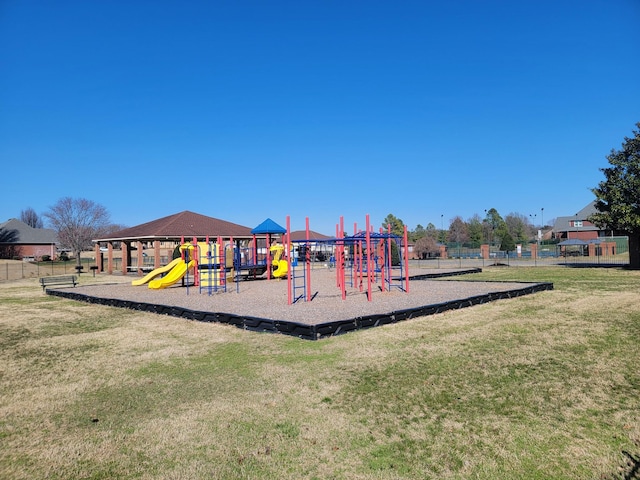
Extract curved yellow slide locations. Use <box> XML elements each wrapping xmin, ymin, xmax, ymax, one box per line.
<box><xmin>148</xmin><ymin>259</ymin><xmax>196</xmax><ymax>289</ymax></box>
<box><xmin>131</xmin><ymin>258</ymin><xmax>183</xmax><ymax>286</ymax></box>
<box><xmin>272</xmin><ymin>259</ymin><xmax>288</xmax><ymax>278</ymax></box>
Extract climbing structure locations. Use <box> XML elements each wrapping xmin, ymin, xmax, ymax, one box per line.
<box><xmin>284</xmin><ymin>214</ymin><xmax>410</xmax><ymax>305</ymax></box>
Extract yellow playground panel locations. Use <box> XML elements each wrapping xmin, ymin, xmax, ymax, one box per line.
<box><xmin>194</xmin><ymin>242</ymin><xmax>235</xmax><ymax>287</ymax></box>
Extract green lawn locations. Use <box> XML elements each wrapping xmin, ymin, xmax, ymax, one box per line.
<box><xmin>1</xmin><ymin>267</ymin><xmax>638</xmax><ymax>479</ymax></box>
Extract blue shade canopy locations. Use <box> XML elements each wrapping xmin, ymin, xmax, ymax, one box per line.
<box><xmin>251</xmin><ymin>218</ymin><xmax>286</xmax><ymax>235</ymax></box>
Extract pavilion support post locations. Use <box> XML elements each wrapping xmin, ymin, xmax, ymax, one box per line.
<box><xmin>121</xmin><ymin>242</ymin><xmax>129</xmax><ymax>276</ymax></box>
<box><xmin>154</xmin><ymin>240</ymin><xmax>161</xmax><ymax>268</ymax></box>
<box><xmin>137</xmin><ymin>241</ymin><xmax>144</xmax><ymax>275</ymax></box>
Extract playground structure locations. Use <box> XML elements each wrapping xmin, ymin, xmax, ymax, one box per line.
<box><xmin>283</xmin><ymin>214</ymin><xmax>410</xmax><ymax>305</ymax></box>
<box><xmin>130</xmin><ymin>215</ymin><xmax>410</xmax><ymax>305</ymax></box>
<box><xmin>131</xmin><ymin>257</ymin><xmax>183</xmax><ymax>286</ymax></box>
<box><xmin>132</xmin><ymin>237</ymin><xmax>243</xmax><ymax>293</ymax></box>
<box><xmin>269</xmin><ymin>243</ymin><xmax>289</xmax><ymax>278</ymax></box>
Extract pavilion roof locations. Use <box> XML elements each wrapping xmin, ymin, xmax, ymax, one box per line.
<box><xmin>94</xmin><ymin>211</ymin><xmax>254</xmax><ymax>242</ymax></box>
<box><xmin>288</xmin><ymin>230</ymin><xmax>332</xmax><ymax>241</ymax></box>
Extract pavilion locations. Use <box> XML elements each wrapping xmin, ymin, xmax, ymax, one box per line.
<box><xmin>93</xmin><ymin>211</ymin><xmax>264</xmax><ymax>275</ymax></box>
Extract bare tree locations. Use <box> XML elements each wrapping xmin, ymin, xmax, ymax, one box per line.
<box><xmin>413</xmin><ymin>235</ymin><xmax>439</xmax><ymax>259</ymax></box>
<box><xmin>94</xmin><ymin>223</ymin><xmax>128</xmax><ymax>239</ymax></box>
<box><xmin>20</xmin><ymin>207</ymin><xmax>43</xmax><ymax>228</ymax></box>
<box><xmin>44</xmin><ymin>197</ymin><xmax>111</xmax><ymax>267</ymax></box>
<box><xmin>448</xmin><ymin>216</ymin><xmax>469</xmax><ymax>246</ymax></box>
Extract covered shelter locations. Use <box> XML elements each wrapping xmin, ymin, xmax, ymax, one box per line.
<box><xmin>251</xmin><ymin>218</ymin><xmax>286</xmax><ymax>236</ymax></box>
<box><xmin>93</xmin><ymin>211</ymin><xmax>258</xmax><ymax>275</ymax></box>
<box><xmin>250</xmin><ymin>218</ymin><xmax>287</xmax><ymax>280</ymax></box>
<box><xmin>557</xmin><ymin>238</ymin><xmax>588</xmax><ymax>257</ymax></box>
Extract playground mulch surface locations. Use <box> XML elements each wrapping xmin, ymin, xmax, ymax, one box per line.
<box><xmin>47</xmin><ymin>267</ymin><xmax>552</xmax><ymax>339</ymax></box>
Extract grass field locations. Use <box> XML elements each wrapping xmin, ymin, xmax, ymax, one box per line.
<box><xmin>1</xmin><ymin>267</ymin><xmax>639</xmax><ymax>479</ymax></box>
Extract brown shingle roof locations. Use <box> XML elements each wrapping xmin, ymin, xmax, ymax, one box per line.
<box><xmin>289</xmin><ymin>230</ymin><xmax>332</xmax><ymax>241</ymax></box>
<box><xmin>95</xmin><ymin>211</ymin><xmax>253</xmax><ymax>241</ymax></box>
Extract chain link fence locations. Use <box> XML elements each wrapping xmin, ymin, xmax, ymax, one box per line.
<box><xmin>0</xmin><ymin>257</ymin><xmax>107</xmax><ymax>282</ymax></box>
<box><xmin>0</xmin><ymin>237</ymin><xmax>632</xmax><ymax>281</ymax></box>
<box><xmin>412</xmin><ymin>237</ymin><xmax>630</xmax><ymax>269</ymax></box>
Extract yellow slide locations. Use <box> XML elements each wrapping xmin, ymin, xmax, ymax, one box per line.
<box><xmin>273</xmin><ymin>259</ymin><xmax>288</xmax><ymax>278</ymax></box>
<box><xmin>131</xmin><ymin>258</ymin><xmax>183</xmax><ymax>286</ymax></box>
<box><xmin>269</xmin><ymin>243</ymin><xmax>289</xmax><ymax>278</ymax></box>
<box><xmin>148</xmin><ymin>259</ymin><xmax>196</xmax><ymax>289</ymax></box>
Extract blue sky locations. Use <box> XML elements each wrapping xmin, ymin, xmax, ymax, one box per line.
<box><xmin>1</xmin><ymin>1</ymin><xmax>639</xmax><ymax>235</ymax></box>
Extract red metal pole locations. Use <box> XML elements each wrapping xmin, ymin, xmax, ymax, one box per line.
<box><xmin>217</xmin><ymin>236</ymin><xmax>223</xmax><ymax>286</ymax></box>
<box><xmin>192</xmin><ymin>236</ymin><xmax>199</xmax><ymax>286</ymax></box>
<box><xmin>379</xmin><ymin>228</ymin><xmax>385</xmax><ymax>293</ymax></box>
<box><xmin>286</xmin><ymin>216</ymin><xmax>292</xmax><ymax>305</ymax></box>
<box><xmin>387</xmin><ymin>224</ymin><xmax>392</xmax><ymax>290</ymax></box>
<box><xmin>366</xmin><ymin>214</ymin><xmax>372</xmax><ymax>301</ymax></box>
<box><xmin>340</xmin><ymin>216</ymin><xmax>346</xmax><ymax>300</ymax></box>
<box><xmin>306</xmin><ymin>217</ymin><xmax>311</xmax><ymax>302</ymax></box>
<box><xmin>266</xmin><ymin>233</ymin><xmax>271</xmax><ymax>280</ymax></box>
<box><xmin>404</xmin><ymin>225</ymin><xmax>410</xmax><ymax>293</ymax></box>
<box><xmin>228</xmin><ymin>236</ymin><xmax>233</xmax><ymax>286</ymax></box>
<box><xmin>335</xmin><ymin>223</ymin><xmax>340</xmax><ymax>288</ymax></box>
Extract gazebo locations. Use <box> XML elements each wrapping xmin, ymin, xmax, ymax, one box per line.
<box><xmin>93</xmin><ymin>211</ymin><xmax>258</xmax><ymax>275</ymax></box>
<box><xmin>557</xmin><ymin>238</ymin><xmax>588</xmax><ymax>257</ymax></box>
<box><xmin>250</xmin><ymin>218</ymin><xmax>286</xmax><ymax>280</ymax></box>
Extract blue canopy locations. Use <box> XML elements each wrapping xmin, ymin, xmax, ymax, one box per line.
<box><xmin>251</xmin><ymin>218</ymin><xmax>286</xmax><ymax>235</ymax></box>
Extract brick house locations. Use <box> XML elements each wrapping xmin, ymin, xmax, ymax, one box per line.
<box><xmin>0</xmin><ymin>218</ymin><xmax>58</xmax><ymax>260</ymax></box>
<box><xmin>553</xmin><ymin>201</ymin><xmax>620</xmax><ymax>257</ymax></box>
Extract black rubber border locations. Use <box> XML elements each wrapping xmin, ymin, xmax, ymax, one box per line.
<box><xmin>45</xmin><ymin>271</ymin><xmax>553</xmax><ymax>341</ymax></box>
<box><xmin>409</xmin><ymin>267</ymin><xmax>482</xmax><ymax>280</ymax></box>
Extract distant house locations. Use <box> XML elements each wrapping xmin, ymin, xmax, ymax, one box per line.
<box><xmin>553</xmin><ymin>201</ymin><xmax>619</xmax><ymax>241</ymax></box>
<box><xmin>552</xmin><ymin>201</ymin><xmax>624</xmax><ymax>257</ymax></box>
<box><xmin>553</xmin><ymin>201</ymin><xmax>601</xmax><ymax>241</ymax></box>
<box><xmin>0</xmin><ymin>218</ymin><xmax>58</xmax><ymax>260</ymax></box>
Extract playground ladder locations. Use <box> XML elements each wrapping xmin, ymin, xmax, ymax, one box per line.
<box><xmin>291</xmin><ymin>257</ymin><xmax>306</xmax><ymax>304</ymax></box>
<box><xmin>200</xmin><ymin>242</ymin><xmax>227</xmax><ymax>295</ymax></box>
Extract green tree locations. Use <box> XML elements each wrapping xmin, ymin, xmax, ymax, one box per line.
<box><xmin>466</xmin><ymin>214</ymin><xmax>483</xmax><ymax>248</ymax></box>
<box><xmin>505</xmin><ymin>213</ymin><xmax>529</xmax><ymax>244</ymax></box>
<box><xmin>484</xmin><ymin>208</ymin><xmax>504</xmax><ymax>246</ymax></box>
<box><xmin>497</xmin><ymin>225</ymin><xmax>516</xmax><ymax>255</ymax></box>
<box><xmin>425</xmin><ymin>223</ymin><xmax>437</xmax><ymax>240</ymax></box>
<box><xmin>411</xmin><ymin>224</ymin><xmax>426</xmax><ymax>241</ymax></box>
<box><xmin>590</xmin><ymin>122</ymin><xmax>640</xmax><ymax>269</ymax></box>
<box><xmin>389</xmin><ymin>240</ymin><xmax>401</xmax><ymax>265</ymax></box>
<box><xmin>382</xmin><ymin>214</ymin><xmax>405</xmax><ymax>237</ymax></box>
<box><xmin>438</xmin><ymin>225</ymin><xmax>448</xmax><ymax>244</ymax></box>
